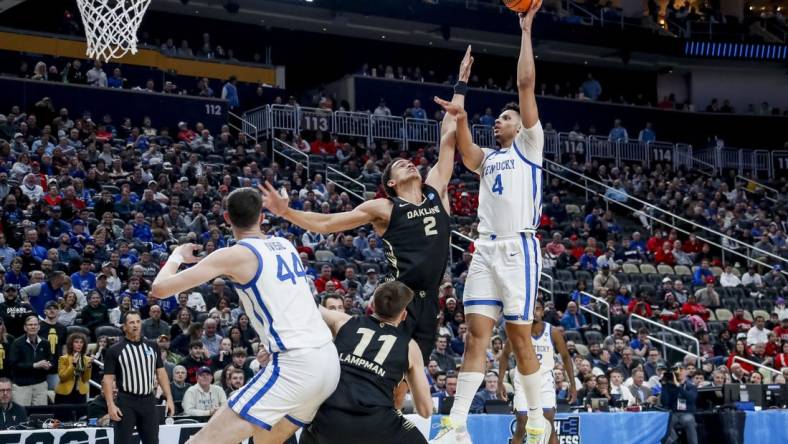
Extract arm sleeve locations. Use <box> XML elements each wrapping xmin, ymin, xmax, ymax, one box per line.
<box><xmin>515</xmin><ymin>121</ymin><xmax>544</xmax><ymax>160</ymax></box>
<box><xmin>8</xmin><ymin>341</ymin><xmax>30</xmax><ymax>370</ymax></box>
<box><xmin>58</xmin><ymin>355</ymin><xmax>74</xmax><ymax>381</ymax></box>
<box><xmin>150</xmin><ymin>341</ymin><xmax>164</xmax><ymax>370</ymax></box>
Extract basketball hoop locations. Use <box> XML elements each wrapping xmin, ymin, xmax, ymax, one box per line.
<box><xmin>76</xmin><ymin>0</ymin><xmax>152</xmax><ymax>62</ymax></box>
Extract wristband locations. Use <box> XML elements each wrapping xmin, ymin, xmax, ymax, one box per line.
<box><xmin>169</xmin><ymin>253</ymin><xmax>184</xmax><ymax>266</ymax></box>
<box><xmin>453</xmin><ymin>81</ymin><xmax>469</xmax><ymax>95</ymax></box>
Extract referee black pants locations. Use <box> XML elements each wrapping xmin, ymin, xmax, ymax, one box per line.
<box><xmin>115</xmin><ymin>393</ymin><xmax>159</xmax><ymax>444</ymax></box>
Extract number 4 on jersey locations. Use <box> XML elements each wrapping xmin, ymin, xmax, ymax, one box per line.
<box><xmin>276</xmin><ymin>252</ymin><xmax>307</xmax><ymax>284</ymax></box>
<box><xmin>492</xmin><ymin>173</ymin><xmax>504</xmax><ymax>195</ymax></box>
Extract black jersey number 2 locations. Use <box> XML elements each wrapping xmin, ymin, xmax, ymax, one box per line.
<box><xmin>353</xmin><ymin>327</ymin><xmax>397</xmax><ymax>365</ymax></box>
<box><xmin>423</xmin><ymin>216</ymin><xmax>438</xmax><ymax>236</ymax></box>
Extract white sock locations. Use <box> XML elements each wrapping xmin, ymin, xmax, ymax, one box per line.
<box><xmin>518</xmin><ymin>370</ymin><xmax>545</xmax><ymax>423</ymax></box>
<box><xmin>449</xmin><ymin>372</ymin><xmax>484</xmax><ymax>428</ymax></box>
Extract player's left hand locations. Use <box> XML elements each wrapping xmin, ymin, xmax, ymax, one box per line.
<box><xmin>173</xmin><ymin>243</ymin><xmax>202</xmax><ymax>264</ymax></box>
<box><xmin>433</xmin><ymin>97</ymin><xmax>467</xmax><ymax>121</ymax></box>
<box><xmin>258</xmin><ymin>181</ymin><xmax>290</xmax><ymax>216</ymax></box>
<box><xmin>518</xmin><ymin>0</ymin><xmax>543</xmax><ymax>32</ymax></box>
<box><xmin>458</xmin><ymin>45</ymin><xmax>474</xmax><ymax>83</ymax></box>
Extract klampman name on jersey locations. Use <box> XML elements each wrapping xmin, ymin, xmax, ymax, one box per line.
<box><xmin>339</xmin><ymin>352</ymin><xmax>386</xmax><ymax>377</ymax></box>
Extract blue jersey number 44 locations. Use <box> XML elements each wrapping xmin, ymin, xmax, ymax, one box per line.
<box><xmin>492</xmin><ymin>173</ymin><xmax>504</xmax><ymax>195</ymax></box>
<box><xmin>276</xmin><ymin>252</ymin><xmax>307</xmax><ymax>284</ymax></box>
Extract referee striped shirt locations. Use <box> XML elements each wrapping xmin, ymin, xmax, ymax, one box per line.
<box><xmin>104</xmin><ymin>338</ymin><xmax>163</xmax><ymax>396</ymax></box>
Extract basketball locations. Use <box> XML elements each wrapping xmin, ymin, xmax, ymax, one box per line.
<box><xmin>503</xmin><ymin>0</ymin><xmax>534</xmax><ymax>13</ymax></box>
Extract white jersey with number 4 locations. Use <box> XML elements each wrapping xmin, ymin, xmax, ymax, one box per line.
<box><xmin>232</xmin><ymin>236</ymin><xmax>332</xmax><ymax>353</ymax></box>
<box><xmin>475</xmin><ymin>122</ymin><xmax>544</xmax><ymax>236</ymax></box>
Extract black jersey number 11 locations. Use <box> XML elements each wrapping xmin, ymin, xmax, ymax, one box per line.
<box><xmin>353</xmin><ymin>328</ymin><xmax>397</xmax><ymax>365</ymax></box>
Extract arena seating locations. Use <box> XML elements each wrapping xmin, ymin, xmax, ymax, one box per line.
<box><xmin>0</xmin><ymin>1</ymin><xmax>786</xmax><ymax>437</ymax></box>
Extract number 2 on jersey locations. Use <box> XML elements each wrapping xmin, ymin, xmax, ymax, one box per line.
<box><xmin>276</xmin><ymin>252</ymin><xmax>307</xmax><ymax>284</ymax></box>
<box><xmin>423</xmin><ymin>216</ymin><xmax>438</xmax><ymax>236</ymax></box>
<box><xmin>353</xmin><ymin>327</ymin><xmax>397</xmax><ymax>365</ymax></box>
<box><xmin>492</xmin><ymin>173</ymin><xmax>504</xmax><ymax>195</ymax></box>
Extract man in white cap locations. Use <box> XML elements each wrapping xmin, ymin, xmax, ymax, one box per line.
<box><xmin>10</xmin><ymin>133</ymin><xmax>27</xmax><ymax>154</ymax></box>
<box><xmin>603</xmin><ymin>323</ymin><xmax>627</xmax><ymax>349</ymax></box>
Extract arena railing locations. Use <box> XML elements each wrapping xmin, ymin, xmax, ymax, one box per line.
<box><xmin>334</xmin><ymin>110</ymin><xmax>371</xmax><ymax>140</ymax></box>
<box><xmin>716</xmin><ymin>147</ymin><xmax>779</xmax><ymax>202</ymax></box>
<box><xmin>325</xmin><ymin>165</ymin><xmax>367</xmax><ymax>202</ymax></box>
<box><xmin>542</xmin><ymin>158</ymin><xmax>788</xmax><ymax>272</ymax></box>
<box><xmin>270</xmin><ymin>104</ymin><xmax>298</xmax><ymax>134</ymax></box>
<box><xmin>629</xmin><ymin>313</ymin><xmax>701</xmax><ymax>368</ymax></box>
<box><xmin>243</xmin><ymin>104</ymin><xmax>272</xmax><ymax>138</ymax></box>
<box><xmin>405</xmin><ymin>118</ymin><xmax>440</xmax><ymax>151</ymax></box>
<box><xmin>691</xmin><ymin>147</ymin><xmax>720</xmax><ymax>175</ymax></box>
<box><xmin>471</xmin><ymin>124</ymin><xmax>496</xmax><ymax>150</ymax></box>
<box><xmin>771</xmin><ymin>150</ymin><xmax>788</xmax><ymax>179</ymax></box>
<box><xmin>555</xmin><ymin>132</ymin><xmax>587</xmax><ymax>160</ymax></box>
<box><xmin>732</xmin><ymin>355</ymin><xmax>782</xmax><ymax>383</ymax></box>
<box><xmin>243</xmin><ymin>105</ymin><xmax>783</xmax><ymax>181</ymax></box>
<box><xmin>578</xmin><ymin>291</ymin><xmax>611</xmax><ymax>337</ymax></box>
<box><xmin>272</xmin><ymin>137</ymin><xmax>310</xmax><ymax>178</ymax></box>
<box><xmin>370</xmin><ymin>114</ymin><xmax>406</xmax><ymax>145</ymax></box>
<box><xmin>564</xmin><ymin>0</ymin><xmax>600</xmax><ymax>26</ymax></box>
<box><xmin>648</xmin><ymin>141</ymin><xmax>675</xmax><ymax>168</ymax></box>
<box><xmin>228</xmin><ymin>111</ymin><xmax>257</xmax><ymax>144</ymax></box>
<box><xmin>297</xmin><ymin>107</ymin><xmax>334</xmax><ymax>134</ymax></box>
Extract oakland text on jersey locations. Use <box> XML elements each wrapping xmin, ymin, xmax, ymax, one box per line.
<box><xmin>339</xmin><ymin>352</ymin><xmax>386</xmax><ymax>377</ymax></box>
<box><xmin>482</xmin><ymin>158</ymin><xmax>516</xmax><ymax>177</ymax></box>
<box><xmin>406</xmin><ymin>205</ymin><xmax>441</xmax><ymax>220</ymax></box>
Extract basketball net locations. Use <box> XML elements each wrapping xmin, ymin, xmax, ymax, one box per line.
<box><xmin>76</xmin><ymin>0</ymin><xmax>152</xmax><ymax>62</ymax></box>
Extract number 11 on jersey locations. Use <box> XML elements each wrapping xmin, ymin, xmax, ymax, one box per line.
<box><xmin>492</xmin><ymin>173</ymin><xmax>504</xmax><ymax>195</ymax></box>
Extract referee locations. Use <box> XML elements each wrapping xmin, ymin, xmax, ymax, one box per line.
<box><xmin>102</xmin><ymin>310</ymin><xmax>174</xmax><ymax>444</ymax></box>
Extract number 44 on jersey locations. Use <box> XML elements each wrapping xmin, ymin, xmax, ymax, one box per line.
<box><xmin>276</xmin><ymin>252</ymin><xmax>307</xmax><ymax>283</ymax></box>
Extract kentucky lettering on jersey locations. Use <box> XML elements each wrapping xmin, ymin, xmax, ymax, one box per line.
<box><xmin>482</xmin><ymin>159</ymin><xmax>516</xmax><ymax>177</ymax></box>
<box><xmin>476</xmin><ymin>121</ymin><xmax>545</xmax><ymax>236</ymax></box>
<box><xmin>533</xmin><ymin>322</ymin><xmax>556</xmax><ymax>376</ymax></box>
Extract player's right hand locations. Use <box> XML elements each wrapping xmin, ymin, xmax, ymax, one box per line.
<box><xmin>518</xmin><ymin>0</ymin><xmax>543</xmax><ymax>32</ymax></box>
<box><xmin>108</xmin><ymin>404</ymin><xmax>122</xmax><ymax>422</ymax></box>
<box><xmin>458</xmin><ymin>45</ymin><xmax>474</xmax><ymax>83</ymax></box>
<box><xmin>258</xmin><ymin>181</ymin><xmax>289</xmax><ymax>216</ymax></box>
